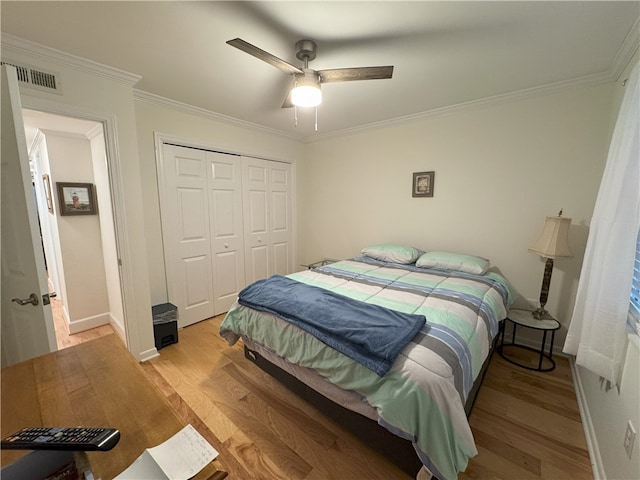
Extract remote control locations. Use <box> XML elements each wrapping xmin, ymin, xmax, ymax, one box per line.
<box><xmin>1</xmin><ymin>426</ymin><xmax>120</xmax><ymax>451</ymax></box>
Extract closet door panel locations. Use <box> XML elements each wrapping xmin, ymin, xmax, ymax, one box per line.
<box><xmin>182</xmin><ymin>255</ymin><xmax>211</xmax><ymax>309</ymax></box>
<box><xmin>247</xmin><ymin>245</ymin><xmax>269</xmax><ymax>282</ymax></box>
<box><xmin>161</xmin><ymin>145</ymin><xmax>214</xmax><ymax>328</ymax></box>
<box><xmin>272</xmin><ymin>242</ymin><xmax>290</xmax><ymax>275</ymax></box>
<box><xmin>177</xmin><ymin>188</ymin><xmax>206</xmax><ymax>243</ymax></box>
<box><xmin>243</xmin><ymin>159</ymin><xmax>271</xmax><ymax>284</ymax></box>
<box><xmin>209</xmin><ymin>152</ymin><xmax>245</xmax><ymax>313</ymax></box>
<box><xmin>213</xmin><ymin>251</ymin><xmax>241</xmax><ymax>306</ymax></box>
<box><xmin>270</xmin><ymin>163</ymin><xmax>292</xmax><ymax>275</ymax></box>
<box><xmin>176</xmin><ymin>188</ymin><xmax>211</xmax><ymax>312</ymax></box>
<box><xmin>246</xmin><ymin>190</ymin><xmax>268</xmax><ymax>234</ymax></box>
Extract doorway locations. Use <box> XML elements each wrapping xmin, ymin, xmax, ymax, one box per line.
<box><xmin>22</xmin><ymin>109</ymin><xmax>125</xmax><ymax>348</ymax></box>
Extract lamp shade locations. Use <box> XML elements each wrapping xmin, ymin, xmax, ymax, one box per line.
<box><xmin>528</xmin><ymin>214</ymin><xmax>572</xmax><ymax>259</ymax></box>
<box><xmin>291</xmin><ymin>69</ymin><xmax>322</xmax><ymax>107</ymax></box>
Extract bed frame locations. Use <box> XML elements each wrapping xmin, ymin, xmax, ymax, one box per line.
<box><xmin>243</xmin><ymin>322</ymin><xmax>502</xmax><ymax>479</ymax></box>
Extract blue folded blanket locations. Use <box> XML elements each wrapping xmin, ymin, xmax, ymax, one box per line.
<box><xmin>237</xmin><ymin>275</ymin><xmax>426</xmax><ymax>376</ymax></box>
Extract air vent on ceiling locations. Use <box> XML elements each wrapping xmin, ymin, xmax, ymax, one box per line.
<box><xmin>1</xmin><ymin>61</ymin><xmax>61</xmax><ymax>94</ymax></box>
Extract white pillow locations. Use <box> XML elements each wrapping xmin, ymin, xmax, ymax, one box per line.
<box><xmin>361</xmin><ymin>244</ymin><xmax>423</xmax><ymax>264</ymax></box>
<box><xmin>416</xmin><ymin>251</ymin><xmax>490</xmax><ymax>274</ymax></box>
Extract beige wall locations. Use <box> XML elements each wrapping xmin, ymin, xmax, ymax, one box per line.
<box><xmin>299</xmin><ymin>82</ymin><xmax>615</xmax><ymax>347</ymax></box>
<box><xmin>44</xmin><ymin>132</ymin><xmax>110</xmax><ymax>330</ymax></box>
<box><xmin>90</xmin><ymin>129</ymin><xmax>125</xmax><ymax>339</ymax></box>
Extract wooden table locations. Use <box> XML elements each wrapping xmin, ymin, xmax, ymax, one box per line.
<box><xmin>1</xmin><ymin>334</ymin><xmax>225</xmax><ymax>479</ymax></box>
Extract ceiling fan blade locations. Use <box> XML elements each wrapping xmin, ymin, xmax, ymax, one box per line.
<box><xmin>318</xmin><ymin>66</ymin><xmax>394</xmax><ymax>83</ymax></box>
<box><xmin>226</xmin><ymin>38</ymin><xmax>303</xmax><ymax>75</ymax></box>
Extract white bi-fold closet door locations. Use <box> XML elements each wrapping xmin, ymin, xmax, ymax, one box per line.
<box><xmin>242</xmin><ymin>157</ymin><xmax>293</xmax><ymax>284</ymax></box>
<box><xmin>160</xmin><ymin>144</ymin><xmax>293</xmax><ymax>328</ymax></box>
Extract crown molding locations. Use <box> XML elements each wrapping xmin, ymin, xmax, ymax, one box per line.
<box><xmin>133</xmin><ymin>89</ymin><xmax>303</xmax><ymax>142</ymax></box>
<box><xmin>86</xmin><ymin>124</ymin><xmax>104</xmax><ymax>141</ymax></box>
<box><xmin>304</xmin><ymin>18</ymin><xmax>640</xmax><ymax>143</ymax></box>
<box><xmin>28</xmin><ymin>129</ymin><xmax>45</xmax><ymax>157</ymax></box>
<box><xmin>39</xmin><ymin>128</ymin><xmax>89</xmax><ymax>140</ymax></box>
<box><xmin>305</xmin><ymin>70</ymin><xmax>613</xmax><ymax>143</ymax></box>
<box><xmin>610</xmin><ymin>17</ymin><xmax>640</xmax><ymax>82</ymax></box>
<box><xmin>133</xmin><ymin>68</ymin><xmax>614</xmax><ymax>145</ymax></box>
<box><xmin>1</xmin><ymin>33</ymin><xmax>141</xmax><ymax>86</ymax></box>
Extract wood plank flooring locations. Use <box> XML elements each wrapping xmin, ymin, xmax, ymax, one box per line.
<box><xmin>55</xmin><ymin>314</ymin><xmax>593</xmax><ymax>479</ymax></box>
<box><xmin>51</xmin><ymin>298</ymin><xmax>114</xmax><ymax>349</ymax></box>
<box><xmin>462</xmin><ymin>349</ymin><xmax>593</xmax><ymax>480</ymax></box>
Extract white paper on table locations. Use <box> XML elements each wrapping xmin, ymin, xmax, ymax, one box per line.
<box><xmin>114</xmin><ymin>450</ymin><xmax>168</xmax><ymax>479</ymax></box>
<box><xmin>114</xmin><ymin>424</ymin><xmax>219</xmax><ymax>479</ymax></box>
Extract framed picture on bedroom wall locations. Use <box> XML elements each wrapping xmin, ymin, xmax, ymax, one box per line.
<box><xmin>412</xmin><ymin>171</ymin><xmax>435</xmax><ymax>197</ymax></box>
<box><xmin>56</xmin><ymin>182</ymin><xmax>98</xmax><ymax>216</ymax></box>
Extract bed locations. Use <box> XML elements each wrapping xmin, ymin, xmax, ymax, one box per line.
<box><xmin>219</xmin><ymin>246</ymin><xmax>514</xmax><ymax>480</ymax></box>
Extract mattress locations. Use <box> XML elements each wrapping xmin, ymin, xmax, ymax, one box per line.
<box><xmin>220</xmin><ymin>256</ymin><xmax>514</xmax><ymax>479</ymax></box>
<box><xmin>243</xmin><ymin>337</ymin><xmax>379</xmax><ymax>421</ymax></box>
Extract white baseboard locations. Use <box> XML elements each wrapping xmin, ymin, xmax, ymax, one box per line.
<box><xmin>569</xmin><ymin>355</ymin><xmax>606</xmax><ymax>480</ymax></box>
<box><xmin>68</xmin><ymin>312</ymin><xmax>111</xmax><ymax>334</ymax></box>
<box><xmin>110</xmin><ymin>317</ymin><xmax>126</xmax><ymax>343</ymax></box>
<box><xmin>104</xmin><ymin>315</ymin><xmax>158</xmax><ymax>362</ymax></box>
<box><xmin>138</xmin><ymin>347</ymin><xmax>159</xmax><ymax>362</ymax></box>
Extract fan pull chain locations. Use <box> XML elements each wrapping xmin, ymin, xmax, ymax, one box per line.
<box><xmin>292</xmin><ymin>105</ymin><xmax>318</xmax><ymax>131</ymax></box>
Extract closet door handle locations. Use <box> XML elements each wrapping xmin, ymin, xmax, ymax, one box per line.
<box><xmin>224</xmin><ymin>243</ymin><xmax>229</xmax><ymax>249</ymax></box>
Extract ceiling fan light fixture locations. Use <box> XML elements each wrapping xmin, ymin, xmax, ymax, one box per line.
<box><xmin>291</xmin><ymin>85</ymin><xmax>322</xmax><ymax>107</ymax></box>
<box><xmin>291</xmin><ymin>70</ymin><xmax>322</xmax><ymax>107</ymax></box>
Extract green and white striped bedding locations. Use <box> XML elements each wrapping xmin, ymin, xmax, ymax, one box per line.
<box><xmin>220</xmin><ymin>256</ymin><xmax>514</xmax><ymax>479</ymax></box>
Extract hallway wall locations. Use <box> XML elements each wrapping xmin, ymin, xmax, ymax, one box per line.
<box><xmin>33</xmin><ymin>129</ymin><xmax>110</xmax><ymax>333</ymax></box>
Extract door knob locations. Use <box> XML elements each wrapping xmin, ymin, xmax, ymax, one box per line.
<box><xmin>11</xmin><ymin>293</ymin><xmax>39</xmax><ymax>306</ymax></box>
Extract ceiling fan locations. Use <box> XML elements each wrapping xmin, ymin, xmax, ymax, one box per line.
<box><xmin>226</xmin><ymin>38</ymin><xmax>394</xmax><ymax>109</ymax></box>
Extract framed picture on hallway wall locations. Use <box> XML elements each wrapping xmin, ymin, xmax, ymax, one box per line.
<box><xmin>56</xmin><ymin>182</ymin><xmax>97</xmax><ymax>216</ymax></box>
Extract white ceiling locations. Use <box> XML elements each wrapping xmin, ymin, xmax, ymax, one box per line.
<box><xmin>2</xmin><ymin>1</ymin><xmax>639</xmax><ymax>140</ymax></box>
<box><xmin>21</xmin><ymin>109</ymin><xmax>101</xmax><ymax>150</ymax></box>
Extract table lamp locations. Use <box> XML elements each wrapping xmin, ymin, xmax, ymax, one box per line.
<box><xmin>528</xmin><ymin>210</ymin><xmax>572</xmax><ymax>319</ymax></box>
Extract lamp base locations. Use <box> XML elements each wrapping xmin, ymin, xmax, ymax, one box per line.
<box><xmin>533</xmin><ymin>257</ymin><xmax>555</xmax><ymax>321</ymax></box>
<box><xmin>532</xmin><ymin>307</ymin><xmax>553</xmax><ymax>320</ymax></box>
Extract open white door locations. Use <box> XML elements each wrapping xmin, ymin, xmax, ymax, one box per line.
<box><xmin>1</xmin><ymin>65</ymin><xmax>57</xmax><ymax>367</ymax></box>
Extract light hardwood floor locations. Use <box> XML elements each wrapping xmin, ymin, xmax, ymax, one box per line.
<box><xmin>51</xmin><ymin>297</ymin><xmax>114</xmax><ymax>349</ymax></box>
<box><xmin>57</xmin><ymin>314</ymin><xmax>594</xmax><ymax>479</ymax></box>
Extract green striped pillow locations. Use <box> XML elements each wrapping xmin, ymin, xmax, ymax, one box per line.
<box><xmin>416</xmin><ymin>251</ymin><xmax>490</xmax><ymax>274</ymax></box>
<box><xmin>361</xmin><ymin>244</ymin><xmax>423</xmax><ymax>264</ymax></box>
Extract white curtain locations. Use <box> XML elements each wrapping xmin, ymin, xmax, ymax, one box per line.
<box><xmin>563</xmin><ymin>62</ymin><xmax>640</xmax><ymax>383</ymax></box>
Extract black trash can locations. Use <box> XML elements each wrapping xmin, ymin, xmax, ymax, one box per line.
<box><xmin>152</xmin><ymin>303</ymin><xmax>178</xmax><ymax>350</ymax></box>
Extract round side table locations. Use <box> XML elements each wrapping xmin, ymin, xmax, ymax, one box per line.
<box><xmin>498</xmin><ymin>308</ymin><xmax>560</xmax><ymax>372</ymax></box>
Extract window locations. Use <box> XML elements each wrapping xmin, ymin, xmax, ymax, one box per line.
<box><xmin>629</xmin><ymin>230</ymin><xmax>640</xmax><ymax>335</ymax></box>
